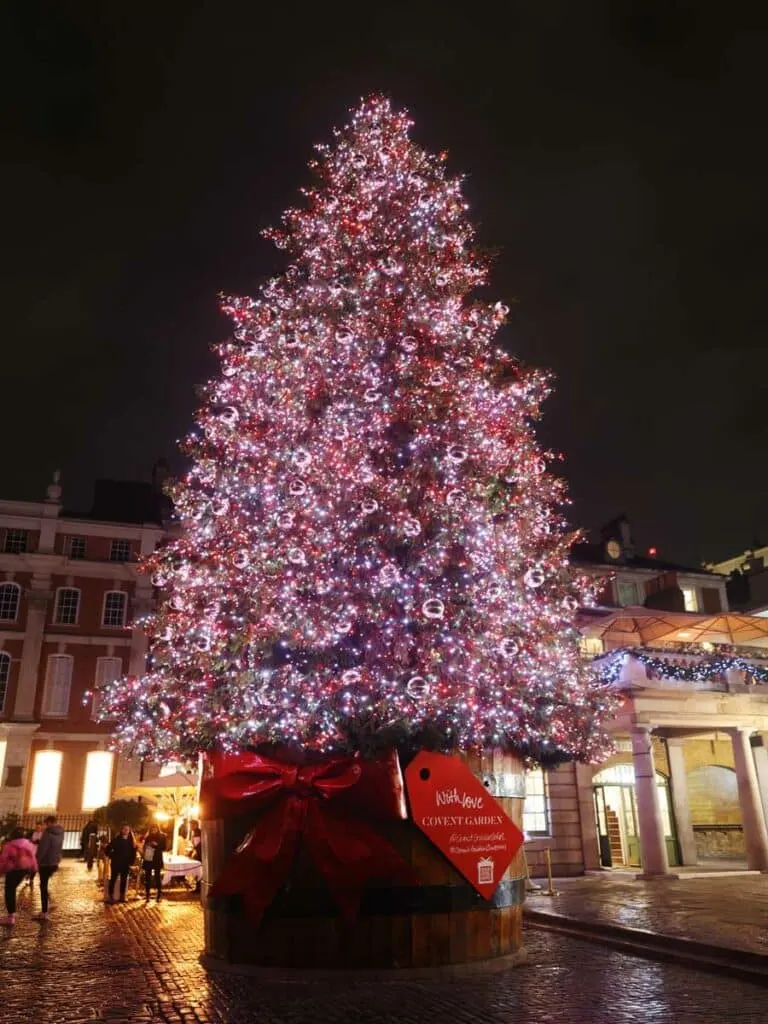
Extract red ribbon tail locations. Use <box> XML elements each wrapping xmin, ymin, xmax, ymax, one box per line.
<box><xmin>306</xmin><ymin>803</ymin><xmax>418</xmax><ymax>920</ymax></box>
<box><xmin>209</xmin><ymin>799</ymin><xmax>301</xmax><ymax>925</ymax></box>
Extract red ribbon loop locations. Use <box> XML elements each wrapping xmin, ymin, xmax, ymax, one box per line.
<box><xmin>204</xmin><ymin>750</ymin><xmax>415</xmax><ymax>924</ymax></box>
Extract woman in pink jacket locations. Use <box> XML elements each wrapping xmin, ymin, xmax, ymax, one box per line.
<box><xmin>0</xmin><ymin>828</ymin><xmax>39</xmax><ymax>926</ymax></box>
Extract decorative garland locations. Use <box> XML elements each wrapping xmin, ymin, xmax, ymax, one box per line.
<box><xmin>597</xmin><ymin>647</ymin><xmax>768</xmax><ymax>686</ymax></box>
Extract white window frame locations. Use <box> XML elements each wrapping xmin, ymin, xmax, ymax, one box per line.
<box><xmin>0</xmin><ymin>651</ymin><xmax>10</xmax><ymax>713</ymax></box>
<box><xmin>3</xmin><ymin>529</ymin><xmax>28</xmax><ymax>554</ymax></box>
<box><xmin>0</xmin><ymin>582</ymin><xmax>20</xmax><ymax>622</ymax></box>
<box><xmin>93</xmin><ymin>656</ymin><xmax>122</xmax><ymax>718</ymax></box>
<box><xmin>66</xmin><ymin>535</ymin><xmax>87</xmax><ymax>559</ymax></box>
<box><xmin>28</xmin><ymin>749</ymin><xmax>63</xmax><ymax>811</ymax></box>
<box><xmin>42</xmin><ymin>654</ymin><xmax>73</xmax><ymax>717</ymax></box>
<box><xmin>101</xmin><ymin>590</ymin><xmax>127</xmax><ymax>628</ymax></box>
<box><xmin>81</xmin><ymin>750</ymin><xmax>114</xmax><ymax>810</ymax></box>
<box><xmin>523</xmin><ymin>768</ymin><xmax>550</xmax><ymax>837</ymax></box>
<box><xmin>681</xmin><ymin>586</ymin><xmax>698</xmax><ymax>613</ymax></box>
<box><xmin>109</xmin><ymin>539</ymin><xmax>131</xmax><ymax>563</ymax></box>
<box><xmin>53</xmin><ymin>587</ymin><xmax>81</xmax><ymax>626</ymax></box>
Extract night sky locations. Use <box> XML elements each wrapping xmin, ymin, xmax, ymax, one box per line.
<box><xmin>3</xmin><ymin>3</ymin><xmax>766</xmax><ymax>566</ymax></box>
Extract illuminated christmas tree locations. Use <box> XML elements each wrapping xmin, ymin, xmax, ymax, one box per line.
<box><xmin>102</xmin><ymin>97</ymin><xmax>615</xmax><ymax>766</ymax></box>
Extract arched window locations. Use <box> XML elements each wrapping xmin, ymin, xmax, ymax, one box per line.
<box><xmin>0</xmin><ymin>583</ymin><xmax>20</xmax><ymax>622</ymax></box>
<box><xmin>101</xmin><ymin>590</ymin><xmax>127</xmax><ymax>628</ymax></box>
<box><xmin>0</xmin><ymin>651</ymin><xmax>10</xmax><ymax>713</ymax></box>
<box><xmin>53</xmin><ymin>587</ymin><xmax>80</xmax><ymax>625</ymax></box>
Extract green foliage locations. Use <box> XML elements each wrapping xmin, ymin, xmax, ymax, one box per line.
<box><xmin>95</xmin><ymin>799</ymin><xmax>150</xmax><ymax>833</ymax></box>
<box><xmin>0</xmin><ymin>813</ymin><xmax>21</xmax><ymax>842</ymax></box>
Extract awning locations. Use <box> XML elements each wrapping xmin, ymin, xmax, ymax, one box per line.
<box><xmin>577</xmin><ymin>606</ymin><xmax>768</xmax><ymax>650</ymax></box>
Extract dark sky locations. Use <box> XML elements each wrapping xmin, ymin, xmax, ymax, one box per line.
<box><xmin>2</xmin><ymin>2</ymin><xmax>767</xmax><ymax>566</ymax></box>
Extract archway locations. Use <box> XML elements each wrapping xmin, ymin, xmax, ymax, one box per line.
<box><xmin>593</xmin><ymin>763</ymin><xmax>679</xmax><ymax>868</ymax></box>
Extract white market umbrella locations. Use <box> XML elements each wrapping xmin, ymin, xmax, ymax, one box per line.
<box><xmin>113</xmin><ymin>771</ymin><xmax>199</xmax><ymax>855</ymax></box>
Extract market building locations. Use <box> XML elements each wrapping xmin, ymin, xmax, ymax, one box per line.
<box><xmin>0</xmin><ymin>468</ymin><xmax>171</xmax><ymax>845</ymax></box>
<box><xmin>525</xmin><ymin>516</ymin><xmax>768</xmax><ymax>880</ymax></box>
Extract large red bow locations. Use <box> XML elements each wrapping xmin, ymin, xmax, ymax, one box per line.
<box><xmin>203</xmin><ymin>749</ymin><xmax>415</xmax><ymax>924</ymax></box>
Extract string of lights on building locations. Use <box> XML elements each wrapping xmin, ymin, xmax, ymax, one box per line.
<box><xmin>597</xmin><ymin>646</ymin><xmax>768</xmax><ymax>686</ymax></box>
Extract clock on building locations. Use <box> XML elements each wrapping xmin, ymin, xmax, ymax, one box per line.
<box><xmin>605</xmin><ymin>539</ymin><xmax>622</xmax><ymax>561</ymax></box>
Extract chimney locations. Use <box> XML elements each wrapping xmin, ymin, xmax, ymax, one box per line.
<box><xmin>152</xmin><ymin>459</ymin><xmax>170</xmax><ymax>493</ymax></box>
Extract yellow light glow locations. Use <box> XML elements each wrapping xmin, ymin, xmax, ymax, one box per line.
<box><xmin>81</xmin><ymin>750</ymin><xmax>114</xmax><ymax>810</ymax></box>
<box><xmin>677</xmin><ymin>631</ymin><xmax>693</xmax><ymax>640</ymax></box>
<box><xmin>29</xmin><ymin>750</ymin><xmax>62</xmax><ymax>810</ymax></box>
<box><xmin>154</xmin><ymin>810</ymin><xmax>170</xmax><ymax>822</ymax></box>
<box><xmin>701</xmin><ymin>641</ymin><xmax>715</xmax><ymax>653</ymax></box>
<box><xmin>188</xmin><ymin>804</ymin><xmax>200</xmax><ymax>819</ymax></box>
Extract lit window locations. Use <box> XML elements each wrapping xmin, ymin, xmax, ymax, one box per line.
<box><xmin>82</xmin><ymin>750</ymin><xmax>114</xmax><ymax>810</ymax></box>
<box><xmin>109</xmin><ymin>539</ymin><xmax>131</xmax><ymax>562</ymax></box>
<box><xmin>54</xmin><ymin>588</ymin><xmax>80</xmax><ymax>625</ymax></box>
<box><xmin>682</xmin><ymin>587</ymin><xmax>698</xmax><ymax>612</ymax></box>
<box><xmin>617</xmin><ymin>581</ymin><xmax>639</xmax><ymax>606</ymax></box>
<box><xmin>3</xmin><ymin>529</ymin><xmax>28</xmax><ymax>554</ymax></box>
<box><xmin>0</xmin><ymin>583</ymin><xmax>20</xmax><ymax>622</ymax></box>
<box><xmin>29</xmin><ymin>750</ymin><xmax>62</xmax><ymax>810</ymax></box>
<box><xmin>0</xmin><ymin>652</ymin><xmax>9</xmax><ymax>713</ymax></box>
<box><xmin>523</xmin><ymin>769</ymin><xmax>549</xmax><ymax>836</ymax></box>
<box><xmin>579</xmin><ymin>636</ymin><xmax>604</xmax><ymax>658</ymax></box>
<box><xmin>93</xmin><ymin>656</ymin><xmax>122</xmax><ymax>718</ymax></box>
<box><xmin>42</xmin><ymin>655</ymin><xmax>73</xmax><ymax>717</ymax></box>
<box><xmin>102</xmin><ymin>591</ymin><xmax>127</xmax><ymax>628</ymax></box>
<box><xmin>67</xmin><ymin>536</ymin><xmax>87</xmax><ymax>559</ymax></box>
<box><xmin>160</xmin><ymin>761</ymin><xmax>184</xmax><ymax>777</ymax></box>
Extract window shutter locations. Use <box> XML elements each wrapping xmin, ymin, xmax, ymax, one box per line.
<box><xmin>43</xmin><ymin>656</ymin><xmax>72</xmax><ymax>716</ymax></box>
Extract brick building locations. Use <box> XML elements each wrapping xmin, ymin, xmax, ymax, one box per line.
<box><xmin>0</xmin><ymin>469</ymin><xmax>170</xmax><ymax>832</ymax></box>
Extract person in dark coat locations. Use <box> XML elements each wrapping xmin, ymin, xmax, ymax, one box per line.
<box><xmin>141</xmin><ymin>825</ymin><xmax>166</xmax><ymax>902</ymax></box>
<box><xmin>105</xmin><ymin>825</ymin><xmax>136</xmax><ymax>903</ymax></box>
<box><xmin>80</xmin><ymin>819</ymin><xmax>98</xmax><ymax>865</ymax></box>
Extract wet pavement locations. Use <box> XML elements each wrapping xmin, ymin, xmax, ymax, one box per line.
<box><xmin>1</xmin><ymin>861</ymin><xmax>767</xmax><ymax>1023</ymax></box>
<box><xmin>526</xmin><ymin>872</ymin><xmax>768</xmax><ymax>956</ymax></box>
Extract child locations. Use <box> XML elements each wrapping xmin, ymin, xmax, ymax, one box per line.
<box><xmin>0</xmin><ymin>828</ymin><xmax>38</xmax><ymax>926</ymax></box>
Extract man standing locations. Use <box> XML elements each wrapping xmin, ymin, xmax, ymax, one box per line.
<box><xmin>80</xmin><ymin>819</ymin><xmax>98</xmax><ymax>869</ymax></box>
<box><xmin>34</xmin><ymin>815</ymin><xmax>64</xmax><ymax>921</ymax></box>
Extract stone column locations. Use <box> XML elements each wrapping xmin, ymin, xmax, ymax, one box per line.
<box><xmin>13</xmin><ymin>589</ymin><xmax>51</xmax><ymax>720</ymax></box>
<box><xmin>729</xmin><ymin>728</ymin><xmax>768</xmax><ymax>871</ymax></box>
<box><xmin>631</xmin><ymin>725</ymin><xmax>673</xmax><ymax>878</ymax></box>
<box><xmin>666</xmin><ymin>738</ymin><xmax>697</xmax><ymax>867</ymax></box>
<box><xmin>750</xmin><ymin>734</ymin><xmax>768</xmax><ymax>831</ymax></box>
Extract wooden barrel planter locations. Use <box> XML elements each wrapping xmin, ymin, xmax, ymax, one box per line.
<box><xmin>201</xmin><ymin>749</ymin><xmax>526</xmax><ymax>969</ymax></box>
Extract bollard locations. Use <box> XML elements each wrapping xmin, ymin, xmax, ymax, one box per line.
<box><xmin>541</xmin><ymin>848</ymin><xmax>560</xmax><ymax>897</ymax></box>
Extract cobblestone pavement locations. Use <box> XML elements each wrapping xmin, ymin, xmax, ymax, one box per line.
<box><xmin>526</xmin><ymin>872</ymin><xmax>768</xmax><ymax>956</ymax></box>
<box><xmin>1</xmin><ymin>862</ymin><xmax>767</xmax><ymax>1024</ymax></box>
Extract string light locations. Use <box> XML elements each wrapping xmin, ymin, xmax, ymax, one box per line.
<box><xmin>99</xmin><ymin>95</ymin><xmax>617</xmax><ymax>766</ymax></box>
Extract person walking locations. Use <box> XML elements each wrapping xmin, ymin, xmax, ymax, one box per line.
<box><xmin>26</xmin><ymin>820</ymin><xmax>44</xmax><ymax>892</ymax></box>
<box><xmin>34</xmin><ymin>814</ymin><xmax>64</xmax><ymax>921</ymax></box>
<box><xmin>141</xmin><ymin>825</ymin><xmax>166</xmax><ymax>902</ymax></box>
<box><xmin>0</xmin><ymin>828</ymin><xmax>38</xmax><ymax>926</ymax></box>
<box><xmin>105</xmin><ymin>825</ymin><xmax>136</xmax><ymax>904</ymax></box>
<box><xmin>80</xmin><ymin>819</ymin><xmax>98</xmax><ymax>868</ymax></box>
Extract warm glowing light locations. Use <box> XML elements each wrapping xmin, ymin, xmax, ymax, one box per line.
<box><xmin>29</xmin><ymin>750</ymin><xmax>62</xmax><ymax>810</ymax></box>
<box><xmin>154</xmin><ymin>810</ymin><xmax>171</xmax><ymax>822</ymax></box>
<box><xmin>82</xmin><ymin>751</ymin><xmax>114</xmax><ymax>810</ymax></box>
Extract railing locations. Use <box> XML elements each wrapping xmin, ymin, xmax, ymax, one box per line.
<box><xmin>14</xmin><ymin>813</ymin><xmax>97</xmax><ymax>855</ymax></box>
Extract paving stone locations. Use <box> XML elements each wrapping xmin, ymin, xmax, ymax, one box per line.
<box><xmin>526</xmin><ymin>872</ymin><xmax>768</xmax><ymax>954</ymax></box>
<box><xmin>0</xmin><ymin>862</ymin><xmax>766</xmax><ymax>1023</ymax></box>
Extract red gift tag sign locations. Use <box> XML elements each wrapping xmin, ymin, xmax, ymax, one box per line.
<box><xmin>405</xmin><ymin>751</ymin><xmax>524</xmax><ymax>899</ymax></box>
